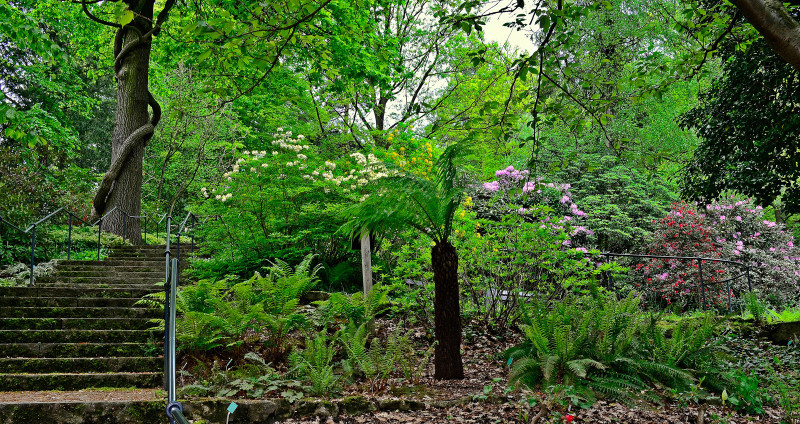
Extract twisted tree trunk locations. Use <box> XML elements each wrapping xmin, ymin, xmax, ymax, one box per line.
<box><xmin>90</xmin><ymin>1</ymin><xmax>167</xmax><ymax>244</ymax></box>
<box><xmin>432</xmin><ymin>241</ymin><xmax>464</xmax><ymax>379</ymax></box>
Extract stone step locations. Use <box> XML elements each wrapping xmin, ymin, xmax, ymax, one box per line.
<box><xmin>0</xmin><ymin>372</ymin><xmax>161</xmax><ymax>391</ymax></box>
<box><xmin>0</xmin><ymin>318</ymin><xmax>157</xmax><ymax>331</ymax></box>
<box><xmin>0</xmin><ymin>297</ymin><xmax>145</xmax><ymax>308</ymax></box>
<box><xmin>55</xmin><ymin>270</ymin><xmax>164</xmax><ymax>278</ymax></box>
<box><xmin>0</xmin><ymin>356</ymin><xmax>162</xmax><ymax>374</ymax></box>
<box><xmin>0</xmin><ymin>343</ymin><xmax>153</xmax><ymax>358</ymax></box>
<box><xmin>105</xmin><ymin>255</ymin><xmax>186</xmax><ymax>261</ymax></box>
<box><xmin>36</xmin><ymin>276</ymin><xmax>163</xmax><ymax>285</ymax></box>
<box><xmin>0</xmin><ymin>307</ymin><xmax>160</xmax><ymax>319</ymax></box>
<box><xmin>58</xmin><ymin>260</ymin><xmax>166</xmax><ymax>267</ymax></box>
<box><xmin>0</xmin><ymin>287</ymin><xmax>159</xmax><ymax>298</ymax></box>
<box><xmin>56</xmin><ymin>265</ymin><xmax>163</xmax><ymax>273</ymax></box>
<box><xmin>111</xmin><ymin>243</ymin><xmax>198</xmax><ymax>253</ymax></box>
<box><xmin>33</xmin><ymin>284</ymin><xmax>161</xmax><ymax>292</ymax></box>
<box><xmin>0</xmin><ymin>329</ymin><xmax>160</xmax><ymax>344</ymax></box>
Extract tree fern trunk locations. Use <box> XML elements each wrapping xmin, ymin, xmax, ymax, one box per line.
<box><xmin>432</xmin><ymin>241</ymin><xmax>464</xmax><ymax>379</ymax></box>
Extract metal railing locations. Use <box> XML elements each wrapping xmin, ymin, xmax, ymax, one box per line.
<box><xmin>0</xmin><ymin>207</ymin><xmax>149</xmax><ymax>286</ymax></box>
<box><xmin>599</xmin><ymin>252</ymin><xmax>752</xmax><ymax>313</ymax></box>
<box><xmin>162</xmin><ymin>212</ymin><xmax>198</xmax><ymax>424</ymax></box>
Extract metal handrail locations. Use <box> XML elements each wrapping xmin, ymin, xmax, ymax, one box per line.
<box><xmin>0</xmin><ymin>215</ymin><xmax>25</xmax><ymax>233</ymax></box>
<box><xmin>163</xmin><ymin>225</ymin><xmax>189</xmax><ymax>424</ymax></box>
<box><xmin>0</xmin><ymin>206</ymin><xmax>150</xmax><ymax>285</ymax></box>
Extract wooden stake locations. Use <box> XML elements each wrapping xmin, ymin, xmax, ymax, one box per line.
<box><xmin>361</xmin><ymin>230</ymin><xmax>372</xmax><ymax>295</ymax></box>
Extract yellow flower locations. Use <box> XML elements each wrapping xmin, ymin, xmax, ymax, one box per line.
<box><xmin>493</xmin><ymin>248</ymin><xmax>498</xmax><ymax>253</ymax></box>
<box><xmin>476</xmin><ymin>233</ymin><xmax>481</xmax><ymax>238</ymax></box>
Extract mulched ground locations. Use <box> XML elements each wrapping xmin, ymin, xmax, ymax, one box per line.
<box><xmin>276</xmin><ymin>318</ymin><xmax>788</xmax><ymax>423</ymax></box>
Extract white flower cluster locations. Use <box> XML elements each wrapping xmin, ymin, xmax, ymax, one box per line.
<box><xmin>310</xmin><ymin>152</ymin><xmax>389</xmax><ymax>193</ymax></box>
<box><xmin>271</xmin><ymin>128</ymin><xmax>310</xmax><ymax>153</ymax></box>
<box><xmin>242</xmin><ymin>150</ymin><xmax>268</xmax><ymax>158</ymax></box>
<box><xmin>215</xmin><ymin>193</ymin><xmax>233</xmax><ymax>202</ymax></box>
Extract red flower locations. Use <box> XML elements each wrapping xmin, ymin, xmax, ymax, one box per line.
<box><xmin>565</xmin><ymin>415</ymin><xmax>574</xmax><ymax>423</ymax></box>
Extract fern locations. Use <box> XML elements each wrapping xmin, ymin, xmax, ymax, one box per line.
<box><xmin>289</xmin><ymin>330</ymin><xmax>340</xmax><ymax>397</ymax></box>
<box><xmin>506</xmin><ymin>293</ymin><xmax>728</xmax><ymax>403</ymax></box>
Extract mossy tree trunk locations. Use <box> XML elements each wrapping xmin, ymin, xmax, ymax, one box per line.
<box><xmin>89</xmin><ymin>0</ymin><xmax>168</xmax><ymax>244</ymax></box>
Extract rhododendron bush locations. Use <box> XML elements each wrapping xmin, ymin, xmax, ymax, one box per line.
<box><xmin>634</xmin><ymin>200</ymin><xmax>800</xmax><ymax>309</ymax></box>
<box><xmin>473</xmin><ymin>166</ymin><xmax>594</xmax><ymax>250</ymax></box>
<box><xmin>465</xmin><ymin>166</ymin><xmax>606</xmax><ymax>299</ymax></box>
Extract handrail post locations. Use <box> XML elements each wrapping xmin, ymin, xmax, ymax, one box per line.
<box><xmin>168</xmin><ymin>257</ymin><xmax>178</xmax><ymax>402</ymax></box>
<box><xmin>67</xmin><ymin>214</ymin><xmax>73</xmax><ymax>261</ymax></box>
<box><xmin>727</xmin><ymin>279</ymin><xmax>732</xmax><ymax>313</ymax></box>
<box><xmin>176</xmin><ymin>234</ymin><xmax>181</xmax><ymax>265</ymax></box>
<box><xmin>29</xmin><ymin>224</ymin><xmax>36</xmax><ymax>287</ymax></box>
<box><xmin>697</xmin><ymin>257</ymin><xmax>705</xmax><ymax>311</ymax></box>
<box><xmin>97</xmin><ymin>219</ymin><xmax>103</xmax><ymax>260</ymax></box>
<box><xmin>163</xmin><ymin>216</ymin><xmax>172</xmax><ymax>393</ymax></box>
<box><xmin>746</xmin><ymin>267</ymin><xmax>752</xmax><ymax>292</ymax></box>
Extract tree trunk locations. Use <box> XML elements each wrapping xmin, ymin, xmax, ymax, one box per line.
<box><xmin>432</xmin><ymin>241</ymin><xmax>464</xmax><ymax>379</ymax></box>
<box><xmin>733</xmin><ymin>0</ymin><xmax>800</xmax><ymax>73</ymax></box>
<box><xmin>91</xmin><ymin>1</ymin><xmax>158</xmax><ymax>244</ymax></box>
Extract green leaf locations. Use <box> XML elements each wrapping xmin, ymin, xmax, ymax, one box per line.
<box><xmin>119</xmin><ymin>10</ymin><xmax>135</xmax><ymax>26</ymax></box>
<box><xmin>198</xmin><ymin>49</ymin><xmax>212</xmax><ymax>63</ymax></box>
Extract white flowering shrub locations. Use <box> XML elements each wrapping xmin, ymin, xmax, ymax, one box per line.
<box><xmin>191</xmin><ymin>129</ymin><xmax>352</xmax><ymax>278</ymax></box>
<box><xmin>701</xmin><ymin>198</ymin><xmax>800</xmax><ymax>304</ymax></box>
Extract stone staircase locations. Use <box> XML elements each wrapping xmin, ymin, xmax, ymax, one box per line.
<box><xmin>0</xmin><ymin>244</ymin><xmax>191</xmax><ymax>391</ymax></box>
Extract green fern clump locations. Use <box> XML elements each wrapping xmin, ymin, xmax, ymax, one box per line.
<box><xmin>338</xmin><ymin>320</ymin><xmax>419</xmax><ymax>392</ymax></box>
<box><xmin>138</xmin><ymin>254</ymin><xmax>320</xmax><ymax>357</ymax></box>
<box><xmin>506</xmin><ymin>293</ymin><xmax>726</xmax><ymax>403</ymax></box>
<box><xmin>289</xmin><ymin>330</ymin><xmax>340</xmax><ymax>397</ymax></box>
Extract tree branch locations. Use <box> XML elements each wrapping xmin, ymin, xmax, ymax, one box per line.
<box><xmin>731</xmin><ymin>0</ymin><xmax>800</xmax><ymax>72</ymax></box>
<box><xmin>81</xmin><ymin>1</ymin><xmax>121</xmax><ymax>28</ymax></box>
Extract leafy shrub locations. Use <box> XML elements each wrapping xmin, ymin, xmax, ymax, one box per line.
<box><xmin>635</xmin><ymin>200</ymin><xmax>800</xmax><ymax>309</ymax></box>
<box><xmin>189</xmin><ymin>129</ymin><xmax>354</xmax><ymax>282</ymax></box>
<box><xmin>505</xmin><ymin>293</ymin><xmax>727</xmax><ymax>403</ymax></box>
<box><xmin>553</xmin><ymin>155</ymin><xmax>677</xmax><ymax>253</ymax></box>
<box><xmin>455</xmin><ymin>210</ymin><xmax>607</xmax><ymax>333</ymax></box>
